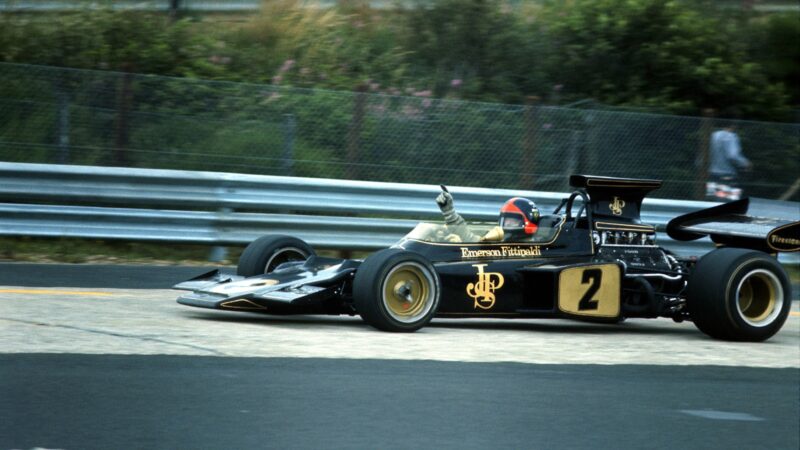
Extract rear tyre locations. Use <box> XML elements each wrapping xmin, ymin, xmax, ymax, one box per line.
<box><xmin>686</xmin><ymin>248</ymin><xmax>791</xmax><ymax>342</ymax></box>
<box><xmin>353</xmin><ymin>249</ymin><xmax>441</xmax><ymax>332</ymax></box>
<box><xmin>237</xmin><ymin>235</ymin><xmax>315</xmax><ymax>277</ymax></box>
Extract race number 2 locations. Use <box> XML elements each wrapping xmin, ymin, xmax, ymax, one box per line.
<box><xmin>578</xmin><ymin>268</ymin><xmax>602</xmax><ymax>311</ymax></box>
<box><xmin>558</xmin><ymin>264</ymin><xmax>621</xmax><ymax>318</ymax></box>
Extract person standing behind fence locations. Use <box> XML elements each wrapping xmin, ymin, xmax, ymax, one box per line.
<box><xmin>707</xmin><ymin>125</ymin><xmax>752</xmax><ymax>201</ymax></box>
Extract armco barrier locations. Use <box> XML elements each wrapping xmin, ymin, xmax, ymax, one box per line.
<box><xmin>2</xmin><ymin>161</ymin><xmax>787</xmax><ymax>258</ymax></box>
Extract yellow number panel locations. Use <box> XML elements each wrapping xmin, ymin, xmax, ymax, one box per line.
<box><xmin>558</xmin><ymin>264</ymin><xmax>621</xmax><ymax>318</ymax></box>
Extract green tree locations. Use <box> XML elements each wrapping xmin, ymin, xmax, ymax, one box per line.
<box><xmin>745</xmin><ymin>12</ymin><xmax>800</xmax><ymax>108</ymax></box>
<box><xmin>401</xmin><ymin>0</ymin><xmax>548</xmax><ymax>102</ymax></box>
<box><xmin>0</xmin><ymin>10</ymin><xmax>222</xmax><ymax>77</ymax></box>
<box><xmin>538</xmin><ymin>0</ymin><xmax>789</xmax><ymax>119</ymax></box>
<box><xmin>218</xmin><ymin>0</ymin><xmax>408</xmax><ymax>90</ymax></box>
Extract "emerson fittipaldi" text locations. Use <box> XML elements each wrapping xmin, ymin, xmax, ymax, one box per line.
<box><xmin>460</xmin><ymin>246</ymin><xmax>542</xmax><ymax>259</ymax></box>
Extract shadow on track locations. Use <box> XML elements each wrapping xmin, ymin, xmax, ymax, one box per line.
<box><xmin>180</xmin><ymin>309</ymin><xmax>702</xmax><ymax>338</ymax></box>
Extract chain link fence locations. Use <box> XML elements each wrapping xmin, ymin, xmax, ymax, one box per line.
<box><xmin>1</xmin><ymin>63</ymin><xmax>798</xmax><ymax>200</ymax></box>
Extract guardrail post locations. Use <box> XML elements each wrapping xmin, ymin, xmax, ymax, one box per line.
<box><xmin>209</xmin><ymin>246</ymin><xmax>228</xmax><ymax>263</ymax></box>
<box><xmin>283</xmin><ymin>114</ymin><xmax>296</xmax><ymax>176</ymax></box>
<box><xmin>209</xmin><ymin>207</ymin><xmax>232</xmax><ymax>263</ymax></box>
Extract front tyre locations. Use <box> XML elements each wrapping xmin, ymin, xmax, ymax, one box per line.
<box><xmin>353</xmin><ymin>249</ymin><xmax>441</xmax><ymax>332</ymax></box>
<box><xmin>686</xmin><ymin>248</ymin><xmax>791</xmax><ymax>342</ymax></box>
<box><xmin>237</xmin><ymin>235</ymin><xmax>315</xmax><ymax>277</ymax></box>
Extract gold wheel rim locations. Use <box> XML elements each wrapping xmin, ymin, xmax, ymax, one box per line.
<box><xmin>736</xmin><ymin>269</ymin><xmax>783</xmax><ymax>327</ymax></box>
<box><xmin>382</xmin><ymin>262</ymin><xmax>435</xmax><ymax>323</ymax></box>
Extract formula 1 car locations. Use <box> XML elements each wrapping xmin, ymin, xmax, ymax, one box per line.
<box><xmin>175</xmin><ymin>175</ymin><xmax>799</xmax><ymax>341</ymax></box>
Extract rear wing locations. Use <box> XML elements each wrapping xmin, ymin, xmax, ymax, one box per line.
<box><xmin>569</xmin><ymin>175</ymin><xmax>662</xmax><ymax>233</ymax></box>
<box><xmin>667</xmin><ymin>198</ymin><xmax>799</xmax><ymax>253</ymax></box>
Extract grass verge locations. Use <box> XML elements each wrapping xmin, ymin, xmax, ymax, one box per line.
<box><xmin>0</xmin><ymin>237</ymin><xmax>356</xmax><ymax>265</ymax></box>
<box><xmin>0</xmin><ymin>237</ymin><xmax>242</xmax><ymax>265</ymax></box>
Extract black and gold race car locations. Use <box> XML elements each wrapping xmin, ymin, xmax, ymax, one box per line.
<box><xmin>175</xmin><ymin>175</ymin><xmax>799</xmax><ymax>341</ymax></box>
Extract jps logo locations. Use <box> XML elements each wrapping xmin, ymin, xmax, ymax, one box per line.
<box><xmin>609</xmin><ymin>196</ymin><xmax>626</xmax><ymax>216</ymax></box>
<box><xmin>466</xmin><ymin>264</ymin><xmax>505</xmax><ymax>310</ymax></box>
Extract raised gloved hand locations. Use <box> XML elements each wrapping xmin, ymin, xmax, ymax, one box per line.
<box><xmin>436</xmin><ymin>185</ymin><xmax>459</xmax><ymax>224</ymax></box>
<box><xmin>435</xmin><ymin>186</ymin><xmax>454</xmax><ymax>211</ymax></box>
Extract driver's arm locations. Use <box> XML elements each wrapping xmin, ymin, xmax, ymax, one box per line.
<box><xmin>436</xmin><ymin>188</ymin><xmax>480</xmax><ymax>242</ymax></box>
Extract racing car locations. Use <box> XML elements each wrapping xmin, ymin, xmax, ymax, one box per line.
<box><xmin>175</xmin><ymin>175</ymin><xmax>799</xmax><ymax>341</ymax></box>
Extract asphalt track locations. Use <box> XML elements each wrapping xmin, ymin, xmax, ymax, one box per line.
<box><xmin>1</xmin><ymin>263</ymin><xmax>799</xmax><ymax>449</ymax></box>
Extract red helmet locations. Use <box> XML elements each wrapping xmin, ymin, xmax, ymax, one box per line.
<box><xmin>499</xmin><ymin>197</ymin><xmax>540</xmax><ymax>236</ymax></box>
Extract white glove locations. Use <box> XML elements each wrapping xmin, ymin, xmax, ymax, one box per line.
<box><xmin>435</xmin><ymin>188</ymin><xmax>460</xmax><ymax>224</ymax></box>
<box><xmin>436</xmin><ymin>190</ymin><xmax>454</xmax><ymax>210</ymax></box>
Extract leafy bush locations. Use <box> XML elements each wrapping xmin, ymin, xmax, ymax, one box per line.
<box><xmin>537</xmin><ymin>0</ymin><xmax>789</xmax><ymax>119</ymax></box>
<box><xmin>217</xmin><ymin>0</ymin><xmax>409</xmax><ymax>90</ymax></box>
<box><xmin>745</xmin><ymin>12</ymin><xmax>800</xmax><ymax>107</ymax></box>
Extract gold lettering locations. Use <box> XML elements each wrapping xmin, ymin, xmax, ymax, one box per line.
<box><xmin>461</xmin><ymin>246</ymin><xmax>541</xmax><ymax>260</ymax></box>
<box><xmin>460</xmin><ymin>247</ymin><xmax>503</xmax><ymax>259</ymax></box>
<box><xmin>466</xmin><ymin>264</ymin><xmax>505</xmax><ymax>310</ymax></box>
<box><xmin>609</xmin><ymin>197</ymin><xmax>626</xmax><ymax>216</ymax></box>
<box><xmin>771</xmin><ymin>235</ymin><xmax>800</xmax><ymax>245</ymax></box>
<box><xmin>501</xmin><ymin>245</ymin><xmax>541</xmax><ymax>257</ymax></box>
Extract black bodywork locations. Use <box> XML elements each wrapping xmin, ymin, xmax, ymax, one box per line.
<box><xmin>175</xmin><ymin>175</ymin><xmax>797</xmax><ymax>325</ymax></box>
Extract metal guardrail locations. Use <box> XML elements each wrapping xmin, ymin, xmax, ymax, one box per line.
<box><xmin>0</xmin><ymin>162</ymin><xmax>728</xmax><ymax>257</ymax></box>
<box><xmin>0</xmin><ymin>203</ymin><xmax>418</xmax><ymax>249</ymax></box>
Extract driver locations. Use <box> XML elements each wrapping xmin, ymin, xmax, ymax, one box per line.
<box><xmin>498</xmin><ymin>197</ymin><xmax>541</xmax><ymax>240</ymax></box>
<box><xmin>435</xmin><ymin>187</ymin><xmax>541</xmax><ymax>242</ymax></box>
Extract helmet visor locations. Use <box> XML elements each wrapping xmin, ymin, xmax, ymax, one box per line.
<box><xmin>500</xmin><ymin>213</ymin><xmax>525</xmax><ymax>229</ymax></box>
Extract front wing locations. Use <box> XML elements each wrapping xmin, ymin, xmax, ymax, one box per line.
<box><xmin>174</xmin><ymin>258</ymin><xmax>357</xmax><ymax>313</ymax></box>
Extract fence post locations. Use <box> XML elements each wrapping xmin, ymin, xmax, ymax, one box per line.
<box><xmin>696</xmin><ymin>108</ymin><xmax>715</xmax><ymax>200</ymax></box>
<box><xmin>56</xmin><ymin>79</ymin><xmax>70</xmax><ymax>164</ymax></box>
<box><xmin>114</xmin><ymin>70</ymin><xmax>133</xmax><ymax>166</ymax></box>
<box><xmin>347</xmin><ymin>84</ymin><xmax>367</xmax><ymax>180</ymax></box>
<box><xmin>169</xmin><ymin>0</ymin><xmax>181</xmax><ymax>22</ymax></box>
<box><xmin>521</xmin><ymin>96</ymin><xmax>539</xmax><ymax>189</ymax></box>
<box><xmin>582</xmin><ymin>111</ymin><xmax>597</xmax><ymax>176</ymax></box>
<box><xmin>283</xmin><ymin>114</ymin><xmax>295</xmax><ymax>176</ymax></box>
<box><xmin>565</xmin><ymin>130</ymin><xmax>579</xmax><ymax>192</ymax></box>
